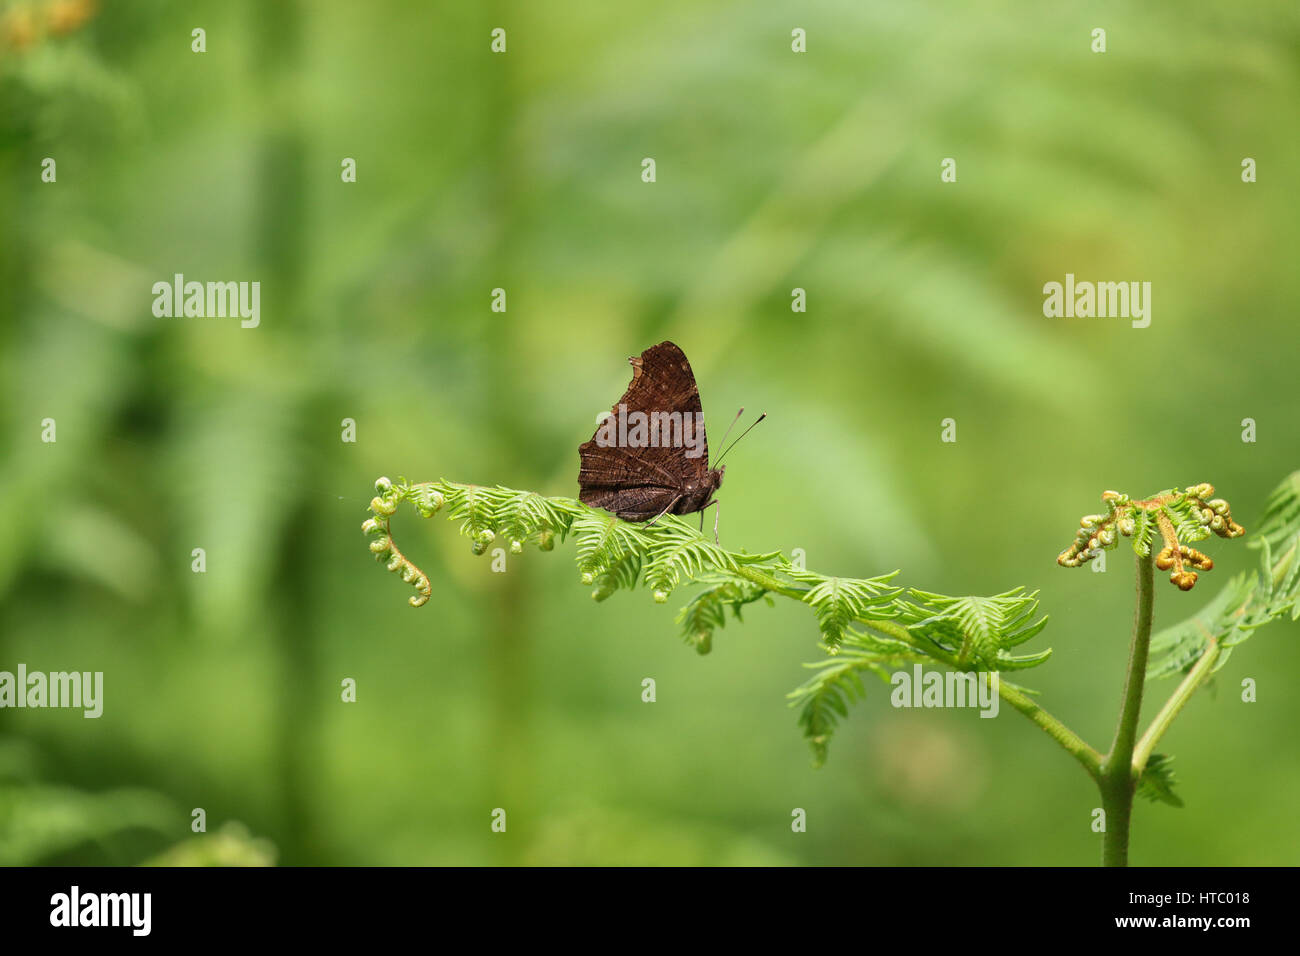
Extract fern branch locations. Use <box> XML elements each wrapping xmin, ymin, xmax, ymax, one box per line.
<box><xmin>363</xmin><ymin>476</ymin><xmax>1073</xmax><ymax>765</ymax></box>
<box><xmin>1133</xmin><ymin>637</ymin><xmax>1219</xmax><ymax>779</ymax></box>
<box><xmin>360</xmin><ymin>474</ymin><xmax>1292</xmax><ymax>782</ymax></box>
<box><xmin>359</xmin><ymin>476</ymin><xmax>1082</xmax><ymax>768</ymax></box>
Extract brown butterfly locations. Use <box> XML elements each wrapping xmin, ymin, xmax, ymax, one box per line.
<box><xmin>578</xmin><ymin>341</ymin><xmax>762</xmax><ymax>541</ymax></box>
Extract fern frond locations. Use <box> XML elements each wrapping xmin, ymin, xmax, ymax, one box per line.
<box><xmin>361</xmin><ymin>471</ymin><xmax>1292</xmax><ymax>779</ymax></box>
<box><xmin>900</xmin><ymin>588</ymin><xmax>1051</xmax><ymax>671</ymax></box>
<box><xmin>497</xmin><ymin>491</ymin><xmax>578</xmax><ymax>553</ymax></box>
<box><xmin>1251</xmin><ymin>471</ymin><xmax>1300</xmax><ymax>551</ymax></box>
<box><xmin>1147</xmin><ymin>573</ymin><xmax>1254</xmax><ymax>679</ymax></box>
<box><xmin>788</xmin><ymin>569</ymin><xmax>900</xmax><ymax>647</ymax></box>
<box><xmin>571</xmin><ymin>511</ymin><xmax>646</xmax><ymax>582</ymax></box>
<box><xmin>1166</xmin><ymin>496</ymin><xmax>1212</xmax><ymax>546</ymax></box>
<box><xmin>787</xmin><ymin>651</ymin><xmax>889</xmax><ymax>768</ymax></box>
<box><xmin>591</xmin><ymin>552</ymin><xmax>643</xmax><ymax>603</ymax></box>
<box><xmin>643</xmin><ymin>521</ymin><xmax>736</xmax><ymax>601</ymax></box>
<box><xmin>1058</xmin><ymin>483</ymin><xmax>1243</xmax><ymax>590</ymax></box>
<box><xmin>1249</xmin><ymin>470</ymin><xmax>1300</xmax><ymax>617</ymax></box>
<box><xmin>444</xmin><ymin>483</ymin><xmax>502</xmax><ymax>554</ymax></box>
<box><xmin>1131</xmin><ymin>508</ymin><xmax>1156</xmax><ymax>557</ymax></box>
<box><xmin>675</xmin><ymin>574</ymin><xmax>771</xmax><ymax>655</ymax></box>
<box><xmin>1136</xmin><ymin>753</ymin><xmax>1183</xmax><ymax>808</ymax></box>
<box><xmin>1148</xmin><ymin>471</ymin><xmax>1300</xmax><ymax>678</ymax></box>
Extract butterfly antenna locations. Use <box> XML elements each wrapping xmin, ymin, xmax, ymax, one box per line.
<box><xmin>714</xmin><ymin>412</ymin><xmax>766</xmax><ymax>466</ymax></box>
<box><xmin>715</xmin><ymin>407</ymin><xmax>746</xmax><ymax>449</ymax></box>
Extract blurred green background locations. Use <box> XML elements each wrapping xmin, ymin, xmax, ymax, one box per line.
<box><xmin>2</xmin><ymin>0</ymin><xmax>1298</xmax><ymax>866</ymax></box>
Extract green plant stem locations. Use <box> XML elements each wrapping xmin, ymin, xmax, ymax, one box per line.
<box><xmin>1099</xmin><ymin>550</ymin><xmax>1156</xmax><ymax>867</ymax></box>
<box><xmin>996</xmin><ymin>680</ymin><xmax>1104</xmax><ymax>779</ymax></box>
<box><xmin>1133</xmin><ymin>637</ymin><xmax>1219</xmax><ymax>777</ymax></box>
<box><xmin>730</xmin><ymin>565</ymin><xmax>1104</xmax><ymax>779</ymax></box>
<box><xmin>867</xmin><ymin>616</ymin><xmax>1104</xmax><ymax>779</ymax></box>
<box><xmin>732</xmin><ymin>563</ymin><xmax>810</xmax><ymax>601</ymax></box>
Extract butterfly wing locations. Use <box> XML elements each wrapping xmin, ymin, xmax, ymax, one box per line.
<box><xmin>579</xmin><ymin>341</ymin><xmax>711</xmax><ymax>521</ymax></box>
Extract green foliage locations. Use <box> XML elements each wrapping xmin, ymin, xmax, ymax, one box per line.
<box><xmin>1252</xmin><ymin>472</ymin><xmax>1300</xmax><ymax>600</ymax></box>
<box><xmin>571</xmin><ymin>511</ymin><xmax>644</xmax><ymax>582</ymax></box>
<box><xmin>362</xmin><ymin>469</ymin><xmax>1295</xmax><ymax>854</ymax></box>
<box><xmin>1058</xmin><ymin>484</ymin><xmax>1244</xmax><ymax>588</ymax></box>
<box><xmin>142</xmin><ymin>822</ymin><xmax>277</xmax><ymax>867</ymax></box>
<box><xmin>365</xmin><ymin>477</ymin><xmax>784</xmax><ymax>609</ymax></box>
<box><xmin>1146</xmin><ymin>573</ymin><xmax>1256</xmax><ymax>679</ymax></box>
<box><xmin>642</xmin><ymin>524</ymin><xmax>741</xmax><ymax>600</ymax></box>
<box><xmin>675</xmin><ymin>573</ymin><xmax>772</xmax><ymax>655</ymax></box>
<box><xmin>1136</xmin><ymin>753</ymin><xmax>1183</xmax><ymax>808</ymax></box>
<box><xmin>591</xmin><ymin>552</ymin><xmax>643</xmax><ymax>603</ymax></box>
<box><xmin>788</xmin><ymin>569</ymin><xmax>900</xmax><ymax>648</ymax></box>
<box><xmin>0</xmin><ymin>738</ymin><xmax>178</xmax><ymax>866</ymax></box>
<box><xmin>899</xmin><ymin>589</ymin><xmax>1051</xmax><ymax>671</ymax></box>
<box><xmin>365</xmin><ymin>476</ymin><xmax>1056</xmax><ymax>765</ymax></box>
<box><xmin>1131</xmin><ymin>509</ymin><xmax>1156</xmax><ymax>558</ymax></box>
<box><xmin>1148</xmin><ymin>472</ymin><xmax>1300</xmax><ymax>679</ymax></box>
<box><xmin>787</xmin><ymin>630</ymin><xmax>917</xmax><ymax>768</ymax></box>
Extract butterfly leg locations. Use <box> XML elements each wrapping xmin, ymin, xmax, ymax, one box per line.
<box><xmin>644</xmin><ymin>496</ymin><xmax>683</xmax><ymax>528</ymax></box>
<box><xmin>698</xmin><ymin>499</ymin><xmax>720</xmax><ymax>544</ymax></box>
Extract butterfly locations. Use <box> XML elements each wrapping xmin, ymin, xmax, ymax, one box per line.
<box><xmin>578</xmin><ymin>341</ymin><xmax>761</xmax><ymax>541</ymax></box>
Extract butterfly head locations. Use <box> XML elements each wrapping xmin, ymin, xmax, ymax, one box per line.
<box><xmin>674</xmin><ymin>467</ymin><xmax>724</xmax><ymax>514</ymax></box>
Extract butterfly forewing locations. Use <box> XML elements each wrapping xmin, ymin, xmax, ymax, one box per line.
<box><xmin>578</xmin><ymin>341</ymin><xmax>721</xmax><ymax>522</ymax></box>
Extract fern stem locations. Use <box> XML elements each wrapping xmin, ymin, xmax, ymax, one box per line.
<box><xmin>852</xmin><ymin>616</ymin><xmax>1103</xmax><ymax>779</ymax></box>
<box><xmin>743</xmin><ymin>559</ymin><xmax>1100</xmax><ymax>772</ymax></box>
<box><xmin>1133</xmin><ymin>638</ymin><xmax>1219</xmax><ymax>777</ymax></box>
<box><xmin>1099</xmin><ymin>550</ymin><xmax>1156</xmax><ymax>867</ymax></box>
<box><xmin>731</xmin><ymin>563</ymin><xmax>811</xmax><ymax>601</ymax></box>
<box><xmin>996</xmin><ymin>683</ymin><xmax>1104</xmax><ymax>779</ymax></box>
<box><xmin>853</xmin><ymin>617</ymin><xmax>913</xmax><ymax>644</ymax></box>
